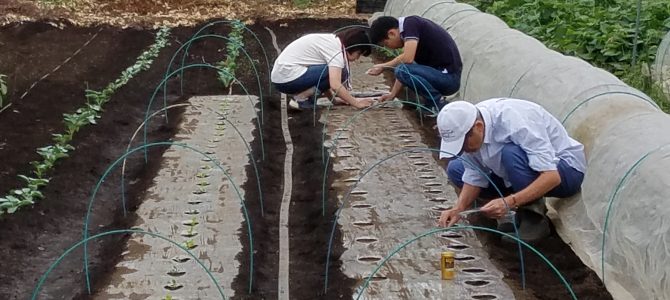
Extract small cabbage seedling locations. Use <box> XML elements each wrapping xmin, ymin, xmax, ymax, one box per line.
<box><xmin>167</xmin><ymin>266</ymin><xmax>186</xmax><ymax>277</ymax></box>
<box><xmin>183</xmin><ymin>239</ymin><xmax>197</xmax><ymax>250</ymax></box>
<box><xmin>192</xmin><ymin>187</ymin><xmax>206</xmax><ymax>195</ymax></box>
<box><xmin>164</xmin><ymin>279</ymin><xmax>183</xmax><ymax>291</ymax></box>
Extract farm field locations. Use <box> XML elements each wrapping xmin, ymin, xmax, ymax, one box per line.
<box><xmin>0</xmin><ymin>1</ymin><xmax>616</xmax><ymax>299</ymax></box>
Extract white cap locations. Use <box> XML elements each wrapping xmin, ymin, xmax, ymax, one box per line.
<box><xmin>437</xmin><ymin>101</ymin><xmax>478</xmax><ymax>158</ymax></box>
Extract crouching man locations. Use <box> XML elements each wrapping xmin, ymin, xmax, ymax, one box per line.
<box><xmin>437</xmin><ymin>99</ymin><xmax>586</xmax><ymax>242</ymax></box>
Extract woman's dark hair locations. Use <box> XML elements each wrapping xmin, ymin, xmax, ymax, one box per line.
<box><xmin>369</xmin><ymin>16</ymin><xmax>399</xmax><ymax>44</ymax></box>
<box><xmin>336</xmin><ymin>28</ymin><xmax>372</xmax><ymax>57</ymax></box>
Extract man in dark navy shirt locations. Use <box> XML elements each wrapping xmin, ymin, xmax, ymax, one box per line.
<box><xmin>368</xmin><ymin>16</ymin><xmax>462</xmax><ymax>112</ymax></box>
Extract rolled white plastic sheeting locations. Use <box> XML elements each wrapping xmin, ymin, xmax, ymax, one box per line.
<box><xmin>377</xmin><ymin>1</ymin><xmax>670</xmax><ymax>299</ymax></box>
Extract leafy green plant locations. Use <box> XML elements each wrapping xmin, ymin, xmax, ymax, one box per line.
<box><xmin>216</xmin><ymin>21</ymin><xmax>246</xmax><ymax>88</ymax></box>
<box><xmin>0</xmin><ymin>27</ymin><xmax>172</xmax><ymax>216</ymax></box>
<box><xmin>183</xmin><ymin>239</ymin><xmax>197</xmax><ymax>250</ymax></box>
<box><xmin>462</xmin><ymin>0</ymin><xmax>670</xmax><ymax>110</ymax></box>
<box><xmin>622</xmin><ymin>63</ymin><xmax>670</xmax><ymax>110</ymax></box>
<box><xmin>0</xmin><ymin>74</ymin><xmax>7</xmax><ymax>108</ymax></box>
<box><xmin>17</xmin><ymin>175</ymin><xmax>49</xmax><ymax>190</ymax></box>
<box><xmin>192</xmin><ymin>186</ymin><xmax>207</xmax><ymax>195</ymax></box>
<box><xmin>376</xmin><ymin>47</ymin><xmax>402</xmax><ymax>60</ymax></box>
<box><xmin>0</xmin><ymin>195</ymin><xmax>33</xmax><ymax>214</ymax></box>
<box><xmin>293</xmin><ymin>0</ymin><xmax>312</xmax><ymax>9</ymax></box>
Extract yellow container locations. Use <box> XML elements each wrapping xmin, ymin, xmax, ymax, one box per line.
<box><xmin>441</xmin><ymin>251</ymin><xmax>455</xmax><ymax>280</ymax></box>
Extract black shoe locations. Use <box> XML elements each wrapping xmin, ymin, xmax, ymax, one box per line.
<box><xmin>502</xmin><ymin>209</ymin><xmax>550</xmax><ymax>244</ymax></box>
<box><xmin>288</xmin><ymin>97</ymin><xmax>315</xmax><ymax>111</ymax></box>
<box><xmin>497</xmin><ymin>214</ymin><xmax>518</xmax><ymax>233</ymax></box>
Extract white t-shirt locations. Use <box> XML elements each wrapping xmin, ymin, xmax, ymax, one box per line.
<box><xmin>271</xmin><ymin>33</ymin><xmax>346</xmax><ymax>84</ymax></box>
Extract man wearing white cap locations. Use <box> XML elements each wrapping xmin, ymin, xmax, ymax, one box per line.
<box><xmin>436</xmin><ymin>99</ymin><xmax>586</xmax><ymax>242</ymax></box>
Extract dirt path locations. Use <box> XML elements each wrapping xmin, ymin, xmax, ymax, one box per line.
<box><xmin>0</xmin><ymin>0</ymin><xmax>362</xmax><ymax>27</ymax></box>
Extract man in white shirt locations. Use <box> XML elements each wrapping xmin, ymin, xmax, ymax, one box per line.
<box><xmin>436</xmin><ymin>99</ymin><xmax>586</xmax><ymax>242</ymax></box>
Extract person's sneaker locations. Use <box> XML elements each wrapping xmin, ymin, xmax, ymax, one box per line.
<box><xmin>299</xmin><ymin>98</ymin><xmax>315</xmax><ymax>109</ymax></box>
<box><xmin>416</xmin><ymin>105</ymin><xmax>439</xmax><ymax>117</ymax></box>
<box><xmin>287</xmin><ymin>97</ymin><xmax>315</xmax><ymax>111</ymax></box>
<box><xmin>288</xmin><ymin>99</ymin><xmax>301</xmax><ymax>111</ymax></box>
<box><xmin>501</xmin><ymin>209</ymin><xmax>551</xmax><ymax>244</ymax></box>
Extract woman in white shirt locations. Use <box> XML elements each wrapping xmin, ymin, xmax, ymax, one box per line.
<box><xmin>271</xmin><ymin>28</ymin><xmax>374</xmax><ymax>110</ymax></box>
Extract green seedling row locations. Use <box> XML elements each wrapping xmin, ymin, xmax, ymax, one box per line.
<box><xmin>0</xmin><ymin>28</ymin><xmax>171</xmax><ymax>216</ymax></box>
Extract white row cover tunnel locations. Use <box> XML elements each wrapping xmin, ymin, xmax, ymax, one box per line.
<box><xmin>377</xmin><ymin>1</ymin><xmax>670</xmax><ymax>299</ymax></box>
<box><xmin>654</xmin><ymin>30</ymin><xmax>670</xmax><ymax>95</ymax></box>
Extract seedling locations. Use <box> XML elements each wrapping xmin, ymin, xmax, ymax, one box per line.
<box><xmin>196</xmin><ymin>180</ymin><xmax>210</xmax><ymax>187</ymax></box>
<box><xmin>51</xmin><ymin>133</ymin><xmax>70</xmax><ymax>145</ymax></box>
<box><xmin>164</xmin><ymin>279</ymin><xmax>183</xmax><ymax>290</ymax></box>
<box><xmin>18</xmin><ymin>175</ymin><xmax>49</xmax><ymax>190</ymax></box>
<box><xmin>162</xmin><ymin>294</ymin><xmax>173</xmax><ymax>300</ymax></box>
<box><xmin>167</xmin><ymin>266</ymin><xmax>186</xmax><ymax>277</ymax></box>
<box><xmin>183</xmin><ymin>239</ymin><xmax>197</xmax><ymax>250</ymax></box>
<box><xmin>195</xmin><ymin>172</ymin><xmax>210</xmax><ymax>179</ymax></box>
<box><xmin>184</xmin><ymin>209</ymin><xmax>200</xmax><ymax>215</ymax></box>
<box><xmin>182</xmin><ymin>217</ymin><xmax>199</xmax><ymax>226</ymax></box>
<box><xmin>216</xmin><ymin>21</ymin><xmax>245</xmax><ymax>88</ymax></box>
<box><xmin>180</xmin><ymin>227</ymin><xmax>198</xmax><ymax>238</ymax></box>
<box><xmin>0</xmin><ymin>195</ymin><xmax>34</xmax><ymax>214</ymax></box>
<box><xmin>192</xmin><ymin>187</ymin><xmax>206</xmax><ymax>195</ymax></box>
<box><xmin>171</xmin><ymin>255</ymin><xmax>190</xmax><ymax>263</ymax></box>
<box><xmin>0</xmin><ymin>27</ymin><xmax>172</xmax><ymax>216</ymax></box>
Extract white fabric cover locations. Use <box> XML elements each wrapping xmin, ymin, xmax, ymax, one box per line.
<box><xmin>380</xmin><ymin>1</ymin><xmax>670</xmax><ymax>299</ymax></box>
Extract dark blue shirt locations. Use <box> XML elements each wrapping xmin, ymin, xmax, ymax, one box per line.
<box><xmin>400</xmin><ymin>16</ymin><xmax>462</xmax><ymax>74</ymax></box>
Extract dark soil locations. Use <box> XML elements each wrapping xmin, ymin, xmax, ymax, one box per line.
<box><xmin>231</xmin><ymin>18</ymin><xmax>362</xmax><ymax>300</ymax></box>
<box><xmin>0</xmin><ymin>18</ymin><xmax>360</xmax><ymax>299</ymax></box>
<box><xmin>405</xmin><ymin>106</ymin><xmax>612</xmax><ymax>300</ymax></box>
